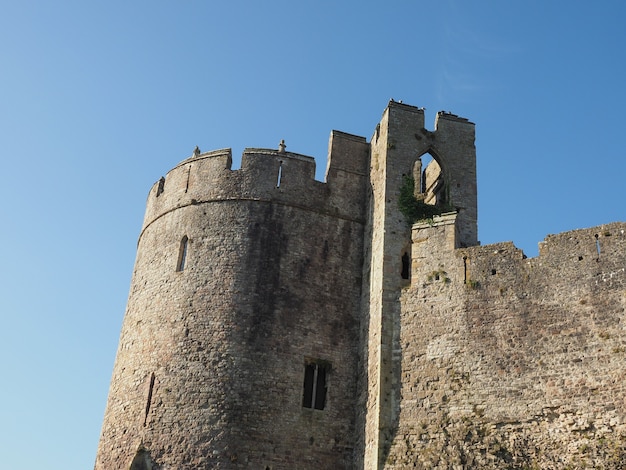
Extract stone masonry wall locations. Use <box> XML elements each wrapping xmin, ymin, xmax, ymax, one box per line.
<box><xmin>96</xmin><ymin>100</ymin><xmax>625</xmax><ymax>470</ymax></box>
<box><xmin>385</xmin><ymin>221</ymin><xmax>626</xmax><ymax>469</ymax></box>
<box><xmin>358</xmin><ymin>102</ymin><xmax>478</xmax><ymax>469</ymax></box>
<box><xmin>95</xmin><ymin>135</ymin><xmax>371</xmax><ymax>469</ymax></box>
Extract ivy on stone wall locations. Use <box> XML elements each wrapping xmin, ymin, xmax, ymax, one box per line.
<box><xmin>398</xmin><ymin>175</ymin><xmax>452</xmax><ymax>224</ymax></box>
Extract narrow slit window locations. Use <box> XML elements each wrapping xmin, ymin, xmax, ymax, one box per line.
<box><xmin>276</xmin><ymin>161</ymin><xmax>283</xmax><ymax>188</ymax></box>
<box><xmin>156</xmin><ymin>177</ymin><xmax>165</xmax><ymax>197</ymax></box>
<box><xmin>185</xmin><ymin>165</ymin><xmax>191</xmax><ymax>193</ymax></box>
<box><xmin>401</xmin><ymin>252</ymin><xmax>410</xmax><ymax>280</ymax></box>
<box><xmin>144</xmin><ymin>372</ymin><xmax>155</xmax><ymax>427</ymax></box>
<box><xmin>176</xmin><ymin>236</ymin><xmax>189</xmax><ymax>272</ymax></box>
<box><xmin>302</xmin><ymin>361</ymin><xmax>329</xmax><ymax>410</ymax></box>
<box><xmin>595</xmin><ymin>234</ymin><xmax>601</xmax><ymax>255</ymax></box>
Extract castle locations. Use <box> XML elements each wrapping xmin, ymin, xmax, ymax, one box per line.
<box><xmin>95</xmin><ymin>101</ymin><xmax>626</xmax><ymax>469</ymax></box>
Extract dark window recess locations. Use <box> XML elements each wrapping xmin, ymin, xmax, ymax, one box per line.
<box><xmin>302</xmin><ymin>362</ymin><xmax>328</xmax><ymax>410</ymax></box>
<box><xmin>156</xmin><ymin>177</ymin><xmax>165</xmax><ymax>197</ymax></box>
<box><xmin>401</xmin><ymin>252</ymin><xmax>410</xmax><ymax>280</ymax></box>
<box><xmin>129</xmin><ymin>449</ymin><xmax>153</xmax><ymax>470</ymax></box>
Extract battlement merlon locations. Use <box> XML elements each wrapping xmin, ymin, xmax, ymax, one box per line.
<box><xmin>433</xmin><ymin>110</ymin><xmax>476</xmax><ymax>151</ymax></box>
<box><xmin>384</xmin><ymin>100</ymin><xmax>426</xmax><ymax>127</ymax></box>
<box><xmin>325</xmin><ymin>130</ymin><xmax>369</xmax><ymax>180</ymax></box>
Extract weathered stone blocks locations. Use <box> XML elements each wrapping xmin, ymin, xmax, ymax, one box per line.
<box><xmin>96</xmin><ymin>101</ymin><xmax>626</xmax><ymax>469</ymax></box>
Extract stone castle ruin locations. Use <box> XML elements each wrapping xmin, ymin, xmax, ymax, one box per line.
<box><xmin>95</xmin><ymin>101</ymin><xmax>626</xmax><ymax>469</ymax></box>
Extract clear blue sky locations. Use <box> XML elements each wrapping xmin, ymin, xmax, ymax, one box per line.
<box><xmin>1</xmin><ymin>1</ymin><xmax>625</xmax><ymax>468</ymax></box>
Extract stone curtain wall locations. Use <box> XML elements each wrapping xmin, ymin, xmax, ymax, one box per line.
<box><xmin>386</xmin><ymin>222</ymin><xmax>626</xmax><ymax>469</ymax></box>
<box><xmin>96</xmin><ymin>100</ymin><xmax>625</xmax><ymax>469</ymax></box>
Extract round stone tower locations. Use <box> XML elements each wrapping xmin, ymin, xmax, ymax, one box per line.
<box><xmin>95</xmin><ymin>135</ymin><xmax>370</xmax><ymax>469</ymax></box>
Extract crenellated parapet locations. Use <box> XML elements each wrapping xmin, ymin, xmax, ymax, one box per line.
<box><xmin>460</xmin><ymin>222</ymin><xmax>626</xmax><ymax>292</ymax></box>
<box><xmin>410</xmin><ymin>216</ymin><xmax>626</xmax><ymax>292</ymax></box>
<box><xmin>141</xmin><ymin>130</ymin><xmax>370</xmax><ymax>239</ymax></box>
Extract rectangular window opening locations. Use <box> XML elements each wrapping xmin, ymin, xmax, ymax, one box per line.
<box><xmin>302</xmin><ymin>360</ymin><xmax>329</xmax><ymax>410</ymax></box>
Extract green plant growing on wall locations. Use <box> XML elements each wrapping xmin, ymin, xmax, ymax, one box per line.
<box><xmin>398</xmin><ymin>175</ymin><xmax>453</xmax><ymax>224</ymax></box>
<box><xmin>427</xmin><ymin>269</ymin><xmax>450</xmax><ymax>283</ymax></box>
